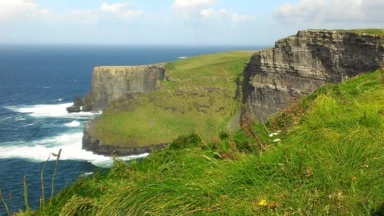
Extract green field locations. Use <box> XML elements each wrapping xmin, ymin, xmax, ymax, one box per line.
<box><xmin>93</xmin><ymin>51</ymin><xmax>255</xmax><ymax>147</ymax></box>
<box><xmin>26</xmin><ymin>69</ymin><xmax>384</xmax><ymax>215</ymax></box>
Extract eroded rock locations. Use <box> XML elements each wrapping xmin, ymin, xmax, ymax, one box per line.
<box><xmin>243</xmin><ymin>30</ymin><xmax>384</xmax><ymax>122</ymax></box>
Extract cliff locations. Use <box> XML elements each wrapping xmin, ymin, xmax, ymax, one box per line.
<box><xmin>82</xmin><ymin>64</ymin><xmax>166</xmax><ymax>111</ymax></box>
<box><xmin>243</xmin><ymin>30</ymin><xmax>384</xmax><ymax>122</ymax></box>
<box><xmin>81</xmin><ymin>29</ymin><xmax>384</xmax><ymax>156</ymax></box>
<box><xmin>82</xmin><ymin>52</ymin><xmax>254</xmax><ymax>155</ymax></box>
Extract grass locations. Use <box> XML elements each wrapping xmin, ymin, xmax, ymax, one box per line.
<box><xmin>93</xmin><ymin>51</ymin><xmax>255</xmax><ymax>147</ymax></box>
<box><xmin>19</xmin><ymin>69</ymin><xmax>384</xmax><ymax>215</ymax></box>
<box><xmin>346</xmin><ymin>29</ymin><xmax>384</xmax><ymax>36</ymax></box>
<box><xmin>311</xmin><ymin>28</ymin><xmax>384</xmax><ymax>36</ymax></box>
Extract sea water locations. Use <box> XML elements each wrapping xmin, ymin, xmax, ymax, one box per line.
<box><xmin>0</xmin><ymin>44</ymin><xmax>265</xmax><ymax>213</ymax></box>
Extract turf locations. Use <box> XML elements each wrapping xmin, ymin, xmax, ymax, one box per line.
<box><xmin>26</xmin><ymin>69</ymin><xmax>384</xmax><ymax>215</ymax></box>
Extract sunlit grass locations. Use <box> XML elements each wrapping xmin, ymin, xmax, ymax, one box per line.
<box><xmin>25</xmin><ymin>69</ymin><xmax>384</xmax><ymax>215</ymax></box>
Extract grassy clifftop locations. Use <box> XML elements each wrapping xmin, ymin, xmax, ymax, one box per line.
<box><xmin>343</xmin><ymin>28</ymin><xmax>384</xmax><ymax>36</ymax></box>
<box><xmin>309</xmin><ymin>28</ymin><xmax>384</xmax><ymax>36</ymax></box>
<box><xmin>33</xmin><ymin>69</ymin><xmax>384</xmax><ymax>215</ymax></box>
<box><xmin>93</xmin><ymin>51</ymin><xmax>255</xmax><ymax>147</ymax></box>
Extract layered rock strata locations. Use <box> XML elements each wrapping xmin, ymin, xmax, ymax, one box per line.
<box><xmin>81</xmin><ymin>64</ymin><xmax>166</xmax><ymax>155</ymax></box>
<box><xmin>82</xmin><ymin>64</ymin><xmax>166</xmax><ymax>111</ymax></box>
<box><xmin>243</xmin><ymin>30</ymin><xmax>384</xmax><ymax>122</ymax></box>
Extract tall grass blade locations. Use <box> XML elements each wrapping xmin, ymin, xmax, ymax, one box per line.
<box><xmin>0</xmin><ymin>188</ymin><xmax>11</xmax><ymax>216</ymax></box>
<box><xmin>40</xmin><ymin>154</ymin><xmax>50</xmax><ymax>209</ymax></box>
<box><xmin>50</xmin><ymin>149</ymin><xmax>61</xmax><ymax>206</ymax></box>
<box><xmin>24</xmin><ymin>176</ymin><xmax>31</xmax><ymax>214</ymax></box>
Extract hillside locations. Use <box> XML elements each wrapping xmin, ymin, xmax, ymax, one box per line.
<box><xmin>29</xmin><ymin>69</ymin><xmax>384</xmax><ymax>215</ymax></box>
<box><xmin>80</xmin><ymin>29</ymin><xmax>384</xmax><ymax>156</ymax></box>
<box><xmin>83</xmin><ymin>51</ymin><xmax>255</xmax><ymax>154</ymax></box>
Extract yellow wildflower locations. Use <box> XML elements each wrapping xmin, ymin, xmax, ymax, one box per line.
<box><xmin>258</xmin><ymin>199</ymin><xmax>268</xmax><ymax>206</ymax></box>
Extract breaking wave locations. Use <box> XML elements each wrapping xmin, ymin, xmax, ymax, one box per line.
<box><xmin>1</xmin><ymin>103</ymin><xmax>145</xmax><ymax>167</ymax></box>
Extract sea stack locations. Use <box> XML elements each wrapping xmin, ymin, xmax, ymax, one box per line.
<box><xmin>66</xmin><ymin>95</ymin><xmax>83</xmax><ymax>113</ymax></box>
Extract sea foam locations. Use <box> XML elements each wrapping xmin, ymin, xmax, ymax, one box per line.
<box><xmin>5</xmin><ymin>103</ymin><xmax>101</xmax><ymax>118</ymax></box>
<box><xmin>1</xmin><ymin>103</ymin><xmax>142</xmax><ymax>167</ymax></box>
<box><xmin>0</xmin><ymin>132</ymin><xmax>148</xmax><ymax>167</ymax></box>
<box><xmin>65</xmin><ymin>120</ymin><xmax>81</xmax><ymax>127</ymax></box>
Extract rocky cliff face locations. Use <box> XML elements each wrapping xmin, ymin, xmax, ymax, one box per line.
<box><xmin>243</xmin><ymin>30</ymin><xmax>384</xmax><ymax>122</ymax></box>
<box><xmin>82</xmin><ymin>64</ymin><xmax>166</xmax><ymax>111</ymax></box>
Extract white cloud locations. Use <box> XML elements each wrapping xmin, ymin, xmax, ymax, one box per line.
<box><xmin>0</xmin><ymin>0</ymin><xmax>100</xmax><ymax>25</ymax></box>
<box><xmin>172</xmin><ymin>0</ymin><xmax>251</xmax><ymax>23</ymax></box>
<box><xmin>274</xmin><ymin>0</ymin><xmax>384</xmax><ymax>24</ymax></box>
<box><xmin>173</xmin><ymin>0</ymin><xmax>214</xmax><ymax>9</ymax></box>
<box><xmin>100</xmin><ymin>2</ymin><xmax>143</xmax><ymax>19</ymax></box>
<box><xmin>0</xmin><ymin>0</ymin><xmax>47</xmax><ymax>22</ymax></box>
<box><xmin>199</xmin><ymin>7</ymin><xmax>250</xmax><ymax>23</ymax></box>
<box><xmin>100</xmin><ymin>2</ymin><xmax>131</xmax><ymax>13</ymax></box>
<box><xmin>173</xmin><ymin>0</ymin><xmax>215</xmax><ymax>19</ymax></box>
<box><xmin>67</xmin><ymin>9</ymin><xmax>98</xmax><ymax>24</ymax></box>
<box><xmin>0</xmin><ymin>1</ymin><xmax>144</xmax><ymax>26</ymax></box>
<box><xmin>200</xmin><ymin>8</ymin><xmax>215</xmax><ymax>18</ymax></box>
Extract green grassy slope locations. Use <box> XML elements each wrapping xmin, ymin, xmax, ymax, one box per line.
<box><xmin>346</xmin><ymin>29</ymin><xmax>384</xmax><ymax>36</ymax></box>
<box><xmin>31</xmin><ymin>69</ymin><xmax>384</xmax><ymax>215</ymax></box>
<box><xmin>311</xmin><ymin>28</ymin><xmax>384</xmax><ymax>36</ymax></box>
<box><xmin>93</xmin><ymin>51</ymin><xmax>255</xmax><ymax>147</ymax></box>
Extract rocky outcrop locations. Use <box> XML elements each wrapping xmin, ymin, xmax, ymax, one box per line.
<box><xmin>66</xmin><ymin>106</ymin><xmax>81</xmax><ymax>113</ymax></box>
<box><xmin>82</xmin><ymin>64</ymin><xmax>166</xmax><ymax>111</ymax></box>
<box><xmin>243</xmin><ymin>30</ymin><xmax>384</xmax><ymax>122</ymax></box>
<box><xmin>83</xmin><ymin>117</ymin><xmax>164</xmax><ymax>156</ymax></box>
<box><xmin>66</xmin><ymin>95</ymin><xmax>83</xmax><ymax>113</ymax></box>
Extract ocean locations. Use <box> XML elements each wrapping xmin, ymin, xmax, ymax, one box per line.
<box><xmin>0</xmin><ymin>44</ymin><xmax>264</xmax><ymax>214</ymax></box>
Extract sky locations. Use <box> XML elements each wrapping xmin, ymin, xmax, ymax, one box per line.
<box><xmin>0</xmin><ymin>0</ymin><xmax>383</xmax><ymax>46</ymax></box>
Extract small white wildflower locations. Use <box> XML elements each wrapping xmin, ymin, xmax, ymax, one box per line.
<box><xmin>269</xmin><ymin>132</ymin><xmax>279</xmax><ymax>137</ymax></box>
<box><xmin>276</xmin><ymin>130</ymin><xmax>281</xmax><ymax>133</ymax></box>
<box><xmin>273</xmin><ymin>139</ymin><xmax>281</xmax><ymax>142</ymax></box>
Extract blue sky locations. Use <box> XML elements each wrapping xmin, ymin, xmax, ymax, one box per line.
<box><xmin>0</xmin><ymin>0</ymin><xmax>383</xmax><ymax>45</ymax></box>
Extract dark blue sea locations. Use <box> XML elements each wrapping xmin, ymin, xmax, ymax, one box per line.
<box><xmin>0</xmin><ymin>44</ymin><xmax>265</xmax><ymax>214</ymax></box>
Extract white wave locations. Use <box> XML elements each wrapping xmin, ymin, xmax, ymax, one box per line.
<box><xmin>53</xmin><ymin>98</ymin><xmax>63</xmax><ymax>102</ymax></box>
<box><xmin>65</xmin><ymin>120</ymin><xmax>81</xmax><ymax>127</ymax></box>
<box><xmin>0</xmin><ymin>132</ymin><xmax>148</xmax><ymax>167</ymax></box>
<box><xmin>5</xmin><ymin>103</ymin><xmax>101</xmax><ymax>118</ymax></box>
<box><xmin>178</xmin><ymin>56</ymin><xmax>187</xmax><ymax>59</ymax></box>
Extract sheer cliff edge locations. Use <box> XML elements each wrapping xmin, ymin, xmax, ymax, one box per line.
<box><xmin>79</xmin><ymin>29</ymin><xmax>384</xmax><ymax>156</ymax></box>
<box><xmin>242</xmin><ymin>29</ymin><xmax>384</xmax><ymax>122</ymax></box>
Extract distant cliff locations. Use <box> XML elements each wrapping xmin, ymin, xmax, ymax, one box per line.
<box><xmin>243</xmin><ymin>30</ymin><xmax>384</xmax><ymax>122</ymax></box>
<box><xmin>82</xmin><ymin>64</ymin><xmax>166</xmax><ymax>111</ymax></box>
<box><xmin>81</xmin><ymin>52</ymin><xmax>254</xmax><ymax>156</ymax></box>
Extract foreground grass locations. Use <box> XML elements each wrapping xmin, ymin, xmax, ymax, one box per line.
<box><xmin>94</xmin><ymin>51</ymin><xmax>254</xmax><ymax>147</ymax></box>
<box><xmin>23</xmin><ymin>70</ymin><xmax>384</xmax><ymax>215</ymax></box>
